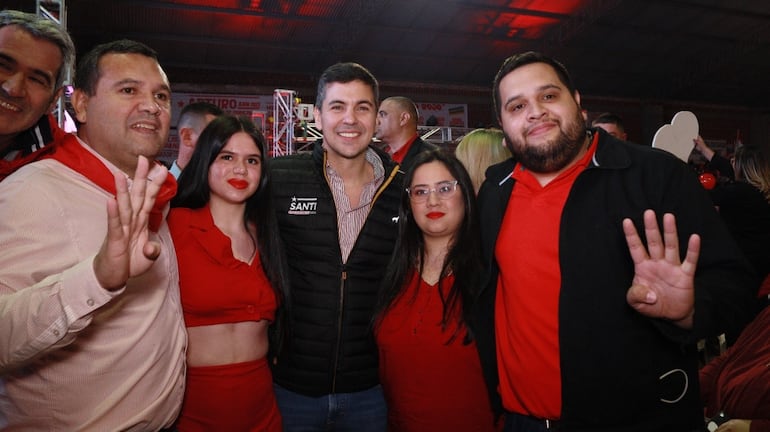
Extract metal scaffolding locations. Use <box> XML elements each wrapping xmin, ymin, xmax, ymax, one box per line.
<box><xmin>38</xmin><ymin>0</ymin><xmax>69</xmax><ymax>129</ymax></box>
<box><xmin>272</xmin><ymin>89</ymin><xmax>296</xmax><ymax>157</ymax></box>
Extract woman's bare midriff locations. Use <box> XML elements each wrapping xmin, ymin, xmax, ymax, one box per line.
<box><xmin>186</xmin><ymin>320</ymin><xmax>270</xmax><ymax>367</ymax></box>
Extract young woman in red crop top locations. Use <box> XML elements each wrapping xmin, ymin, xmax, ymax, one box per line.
<box><xmin>374</xmin><ymin>150</ymin><xmax>500</xmax><ymax>432</ymax></box>
<box><xmin>168</xmin><ymin>115</ymin><xmax>287</xmax><ymax>432</ymax></box>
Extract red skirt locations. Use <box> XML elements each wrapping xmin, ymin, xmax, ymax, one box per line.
<box><xmin>177</xmin><ymin>358</ymin><xmax>281</xmax><ymax>432</ymax></box>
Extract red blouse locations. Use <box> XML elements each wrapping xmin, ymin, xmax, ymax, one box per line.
<box><xmin>168</xmin><ymin>206</ymin><xmax>277</xmax><ymax>327</ymax></box>
<box><xmin>700</xmin><ymin>305</ymin><xmax>770</xmax><ymax>431</ymax></box>
<box><xmin>375</xmin><ymin>272</ymin><xmax>498</xmax><ymax>432</ymax></box>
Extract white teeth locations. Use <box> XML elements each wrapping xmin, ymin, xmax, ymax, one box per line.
<box><xmin>132</xmin><ymin>123</ymin><xmax>157</xmax><ymax>131</ymax></box>
<box><xmin>0</xmin><ymin>100</ymin><xmax>21</xmax><ymax>112</ymax></box>
<box><xmin>339</xmin><ymin>132</ymin><xmax>358</xmax><ymax>138</ymax></box>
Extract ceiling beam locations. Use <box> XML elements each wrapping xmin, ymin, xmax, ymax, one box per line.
<box><xmin>70</xmin><ymin>0</ymin><xmax>562</xmax><ymax>45</ymax></box>
<box><xmin>103</xmin><ymin>0</ymin><xmax>572</xmax><ymax>20</ymax></box>
<box><xmin>646</xmin><ymin>0</ymin><xmax>770</xmax><ymax>20</ymax></box>
<box><xmin>89</xmin><ymin>29</ymin><xmax>499</xmax><ymax>70</ymax></box>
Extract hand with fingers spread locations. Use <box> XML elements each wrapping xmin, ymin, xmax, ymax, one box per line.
<box><xmin>93</xmin><ymin>156</ymin><xmax>168</xmax><ymax>291</ymax></box>
<box><xmin>622</xmin><ymin>209</ymin><xmax>700</xmax><ymax>328</ymax></box>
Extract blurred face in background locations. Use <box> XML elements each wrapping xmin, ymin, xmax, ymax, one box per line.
<box><xmin>593</xmin><ymin>122</ymin><xmax>627</xmax><ymax>140</ymax></box>
<box><xmin>0</xmin><ymin>25</ymin><xmax>62</xmax><ymax>148</ymax></box>
<box><xmin>375</xmin><ymin>98</ymin><xmax>401</xmax><ymax>143</ymax></box>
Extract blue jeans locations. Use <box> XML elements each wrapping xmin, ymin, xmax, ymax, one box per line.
<box><xmin>273</xmin><ymin>384</ymin><xmax>387</xmax><ymax>432</ymax></box>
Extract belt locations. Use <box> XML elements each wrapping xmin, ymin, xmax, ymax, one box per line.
<box><xmin>506</xmin><ymin>412</ymin><xmax>561</xmax><ymax>431</ymax></box>
<box><xmin>536</xmin><ymin>418</ymin><xmax>560</xmax><ymax>431</ymax></box>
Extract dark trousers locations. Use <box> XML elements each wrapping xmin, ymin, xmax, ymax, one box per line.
<box><xmin>504</xmin><ymin>412</ymin><xmax>558</xmax><ymax>432</ymax></box>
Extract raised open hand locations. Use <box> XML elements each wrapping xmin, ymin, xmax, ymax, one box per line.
<box><xmin>622</xmin><ymin>209</ymin><xmax>700</xmax><ymax>329</ymax></box>
<box><xmin>93</xmin><ymin>156</ymin><xmax>168</xmax><ymax>291</ymax></box>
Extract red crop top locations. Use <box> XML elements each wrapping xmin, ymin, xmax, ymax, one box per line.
<box><xmin>168</xmin><ymin>206</ymin><xmax>277</xmax><ymax>328</ymax></box>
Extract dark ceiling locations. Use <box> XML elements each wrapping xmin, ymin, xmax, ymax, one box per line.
<box><xmin>53</xmin><ymin>0</ymin><xmax>770</xmax><ymax>111</ymax></box>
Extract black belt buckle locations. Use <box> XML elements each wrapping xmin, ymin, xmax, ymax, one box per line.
<box><xmin>507</xmin><ymin>411</ymin><xmax>560</xmax><ymax>431</ymax></box>
<box><xmin>544</xmin><ymin>418</ymin><xmax>561</xmax><ymax>430</ymax></box>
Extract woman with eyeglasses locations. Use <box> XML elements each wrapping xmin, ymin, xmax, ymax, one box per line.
<box><xmin>373</xmin><ymin>149</ymin><xmax>499</xmax><ymax>431</ymax></box>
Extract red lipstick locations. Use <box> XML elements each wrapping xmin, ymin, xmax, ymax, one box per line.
<box><xmin>426</xmin><ymin>212</ymin><xmax>445</xmax><ymax>219</ymax></box>
<box><xmin>228</xmin><ymin>179</ymin><xmax>248</xmax><ymax>190</ymax></box>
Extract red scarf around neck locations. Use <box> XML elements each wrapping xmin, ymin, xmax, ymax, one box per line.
<box><xmin>45</xmin><ymin>134</ymin><xmax>176</xmax><ymax>232</ymax></box>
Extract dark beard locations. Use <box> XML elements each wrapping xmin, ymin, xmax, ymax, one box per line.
<box><xmin>505</xmin><ymin>111</ymin><xmax>587</xmax><ymax>174</ymax></box>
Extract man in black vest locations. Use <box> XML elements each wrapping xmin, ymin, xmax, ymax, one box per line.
<box><xmin>269</xmin><ymin>62</ymin><xmax>403</xmax><ymax>432</ymax></box>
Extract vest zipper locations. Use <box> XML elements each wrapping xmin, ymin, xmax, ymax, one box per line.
<box><xmin>331</xmin><ymin>269</ymin><xmax>347</xmax><ymax>392</ymax></box>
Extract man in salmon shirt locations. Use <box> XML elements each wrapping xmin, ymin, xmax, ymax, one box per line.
<box><xmin>0</xmin><ymin>39</ymin><xmax>186</xmax><ymax>431</ymax></box>
<box><xmin>472</xmin><ymin>51</ymin><xmax>755</xmax><ymax>432</ymax></box>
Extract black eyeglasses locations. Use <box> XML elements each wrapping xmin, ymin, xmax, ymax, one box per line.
<box><xmin>406</xmin><ymin>180</ymin><xmax>459</xmax><ymax>202</ymax></box>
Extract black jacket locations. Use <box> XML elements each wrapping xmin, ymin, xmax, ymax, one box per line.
<box><xmin>399</xmin><ymin>136</ymin><xmax>438</xmax><ymax>174</ymax></box>
<box><xmin>472</xmin><ymin>130</ymin><xmax>755</xmax><ymax>431</ymax></box>
<box><xmin>710</xmin><ymin>180</ymin><xmax>770</xmax><ymax>283</ymax></box>
<box><xmin>269</xmin><ymin>142</ymin><xmax>403</xmax><ymax>396</ymax></box>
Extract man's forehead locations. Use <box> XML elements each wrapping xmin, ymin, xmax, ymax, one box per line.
<box><xmin>506</xmin><ymin>62</ymin><xmax>560</xmax><ymax>84</ymax></box>
<box><xmin>97</xmin><ymin>53</ymin><xmax>169</xmax><ymax>86</ymax></box>
<box><xmin>500</xmin><ymin>75</ymin><xmax>566</xmax><ymax>105</ymax></box>
<box><xmin>324</xmin><ymin>81</ymin><xmax>374</xmax><ymax>101</ymax></box>
<box><xmin>0</xmin><ymin>26</ymin><xmax>62</xmax><ymax>71</ymax></box>
<box><xmin>378</xmin><ymin>102</ymin><xmax>395</xmax><ymax>114</ymax></box>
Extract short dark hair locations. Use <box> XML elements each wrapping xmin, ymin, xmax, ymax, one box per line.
<box><xmin>592</xmin><ymin>112</ymin><xmax>625</xmax><ymax>130</ymax></box>
<box><xmin>315</xmin><ymin>62</ymin><xmax>378</xmax><ymax>109</ymax></box>
<box><xmin>74</xmin><ymin>39</ymin><xmax>160</xmax><ymax>95</ymax></box>
<box><xmin>177</xmin><ymin>102</ymin><xmax>224</xmax><ymax>128</ymax></box>
<box><xmin>493</xmin><ymin>51</ymin><xmax>575</xmax><ymax>121</ymax></box>
<box><xmin>382</xmin><ymin>96</ymin><xmax>419</xmax><ymax>126</ymax></box>
<box><xmin>0</xmin><ymin>9</ymin><xmax>75</xmax><ymax>90</ymax></box>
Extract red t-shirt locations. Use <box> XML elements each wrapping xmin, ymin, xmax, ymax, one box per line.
<box><xmin>700</xmin><ymin>304</ymin><xmax>770</xmax><ymax>428</ymax></box>
<box><xmin>376</xmin><ymin>272</ymin><xmax>498</xmax><ymax>432</ymax></box>
<box><xmin>390</xmin><ymin>134</ymin><xmax>419</xmax><ymax>164</ymax></box>
<box><xmin>495</xmin><ymin>135</ymin><xmax>597</xmax><ymax>419</ymax></box>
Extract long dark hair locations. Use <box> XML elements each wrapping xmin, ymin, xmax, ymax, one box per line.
<box><xmin>172</xmin><ymin>115</ymin><xmax>288</xmax><ymax>310</ymax></box>
<box><xmin>374</xmin><ymin>149</ymin><xmax>482</xmax><ymax>343</ymax></box>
